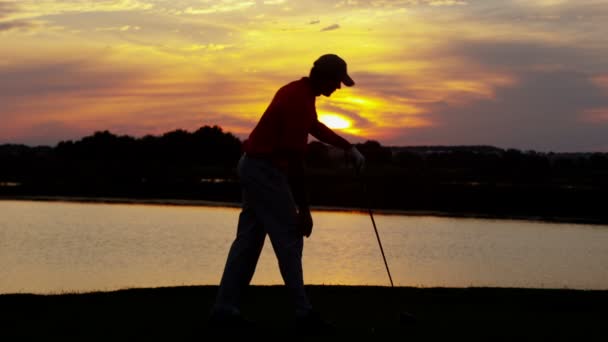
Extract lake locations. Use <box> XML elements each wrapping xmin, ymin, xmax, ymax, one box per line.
<box><xmin>1</xmin><ymin>200</ymin><xmax>607</xmax><ymax>294</ymax></box>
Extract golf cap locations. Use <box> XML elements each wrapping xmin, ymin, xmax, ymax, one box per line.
<box><xmin>313</xmin><ymin>54</ymin><xmax>355</xmax><ymax>87</ymax></box>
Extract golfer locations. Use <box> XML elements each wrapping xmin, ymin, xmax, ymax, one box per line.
<box><xmin>210</xmin><ymin>54</ymin><xmax>365</xmax><ymax>333</ymax></box>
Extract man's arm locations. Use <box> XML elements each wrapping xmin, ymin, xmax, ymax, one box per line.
<box><xmin>292</xmin><ymin>120</ymin><xmax>342</xmax><ymax>212</ymax></box>
<box><xmin>310</xmin><ymin>120</ymin><xmax>365</xmax><ymax>172</ymax></box>
<box><xmin>310</xmin><ymin>120</ymin><xmax>352</xmax><ymax>150</ymax></box>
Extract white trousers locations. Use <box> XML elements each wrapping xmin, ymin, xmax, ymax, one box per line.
<box><xmin>214</xmin><ymin>154</ymin><xmax>312</xmax><ymax>315</ymax></box>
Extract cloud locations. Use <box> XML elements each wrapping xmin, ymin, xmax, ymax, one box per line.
<box><xmin>441</xmin><ymin>0</ymin><xmax>608</xmax><ymax>27</ymax></box>
<box><xmin>263</xmin><ymin>0</ymin><xmax>286</xmax><ymax>4</ymax></box>
<box><xmin>184</xmin><ymin>1</ymin><xmax>256</xmax><ymax>15</ymax></box>
<box><xmin>95</xmin><ymin>25</ymin><xmax>141</xmax><ymax>32</ymax></box>
<box><xmin>0</xmin><ymin>60</ymin><xmax>143</xmax><ymax>98</ymax></box>
<box><xmin>331</xmin><ymin>0</ymin><xmax>470</xmax><ymax>9</ymax></box>
<box><xmin>0</xmin><ymin>58</ymin><xmax>279</xmax><ymax>145</ymax></box>
<box><xmin>0</xmin><ymin>20</ymin><xmax>38</xmax><ymax>32</ymax></box>
<box><xmin>0</xmin><ymin>1</ymin><xmax>18</xmax><ymax>19</ymax></box>
<box><xmin>441</xmin><ymin>40</ymin><xmax>601</xmax><ymax>72</ymax></box>
<box><xmin>0</xmin><ymin>0</ymin><xmax>154</xmax><ymax>21</ymax></box>
<box><xmin>0</xmin><ymin>59</ymin><xmax>151</xmax><ymax>143</ymax></box>
<box><xmin>3</xmin><ymin>120</ymin><xmax>88</xmax><ymax>146</ymax></box>
<box><xmin>426</xmin><ymin>38</ymin><xmax>607</xmax><ymax>110</ymax></box>
<box><xmin>321</xmin><ymin>23</ymin><xmax>340</xmax><ymax>31</ymax></box>
<box><xmin>347</xmin><ymin>35</ymin><xmax>608</xmax><ymax>151</ymax></box>
<box><xmin>429</xmin><ymin>0</ymin><xmax>467</xmax><ymax>6</ymax></box>
<box><xmin>309</xmin><ymin>19</ymin><xmax>320</xmax><ymax>24</ymax></box>
<box><xmin>351</xmin><ymin>72</ymin><xmax>420</xmax><ymax>99</ymax></box>
<box><xmin>401</xmin><ymin>69</ymin><xmax>608</xmax><ymax>152</ymax></box>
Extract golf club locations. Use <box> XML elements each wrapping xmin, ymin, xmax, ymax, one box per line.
<box><xmin>362</xmin><ymin>178</ymin><xmax>394</xmax><ymax>287</ymax></box>
<box><xmin>359</xmin><ymin>170</ymin><xmax>417</xmax><ymax>327</ymax></box>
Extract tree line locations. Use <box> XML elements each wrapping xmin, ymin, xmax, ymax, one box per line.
<box><xmin>1</xmin><ymin>125</ymin><xmax>607</xmax><ymax>223</ymax></box>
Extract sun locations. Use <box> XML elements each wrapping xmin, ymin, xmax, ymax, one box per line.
<box><xmin>318</xmin><ymin>113</ymin><xmax>352</xmax><ymax>129</ymax></box>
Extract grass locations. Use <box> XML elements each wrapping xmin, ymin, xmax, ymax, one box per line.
<box><xmin>1</xmin><ymin>285</ymin><xmax>606</xmax><ymax>341</ymax></box>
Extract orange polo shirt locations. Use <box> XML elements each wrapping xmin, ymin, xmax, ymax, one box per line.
<box><xmin>243</xmin><ymin>77</ymin><xmax>352</xmax><ymax>169</ymax></box>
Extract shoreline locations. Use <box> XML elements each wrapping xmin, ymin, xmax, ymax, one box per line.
<box><xmin>2</xmin><ymin>195</ymin><xmax>607</xmax><ymax>226</ymax></box>
<box><xmin>2</xmin><ymin>283</ymin><xmax>607</xmax><ymax>297</ymax></box>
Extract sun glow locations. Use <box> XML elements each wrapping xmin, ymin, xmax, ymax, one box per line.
<box><xmin>318</xmin><ymin>113</ymin><xmax>352</xmax><ymax>129</ymax></box>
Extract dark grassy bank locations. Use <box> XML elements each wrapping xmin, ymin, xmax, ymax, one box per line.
<box><xmin>1</xmin><ymin>285</ymin><xmax>606</xmax><ymax>340</ymax></box>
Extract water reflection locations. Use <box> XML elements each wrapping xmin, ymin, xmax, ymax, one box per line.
<box><xmin>1</xmin><ymin>200</ymin><xmax>607</xmax><ymax>294</ymax></box>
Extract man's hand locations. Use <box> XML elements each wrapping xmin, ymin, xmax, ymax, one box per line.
<box><xmin>298</xmin><ymin>208</ymin><xmax>313</xmax><ymax>238</ymax></box>
<box><xmin>348</xmin><ymin>146</ymin><xmax>365</xmax><ymax>174</ymax></box>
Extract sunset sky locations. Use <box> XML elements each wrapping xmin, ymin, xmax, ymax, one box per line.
<box><xmin>1</xmin><ymin>0</ymin><xmax>607</xmax><ymax>151</ymax></box>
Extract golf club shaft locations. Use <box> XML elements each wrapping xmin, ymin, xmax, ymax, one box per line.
<box><xmin>363</xmin><ymin>179</ymin><xmax>394</xmax><ymax>287</ymax></box>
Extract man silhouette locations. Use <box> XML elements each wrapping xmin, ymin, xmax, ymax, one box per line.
<box><xmin>210</xmin><ymin>54</ymin><xmax>365</xmax><ymax>333</ymax></box>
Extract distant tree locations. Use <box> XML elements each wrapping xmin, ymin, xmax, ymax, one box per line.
<box><xmin>393</xmin><ymin>150</ymin><xmax>424</xmax><ymax>168</ymax></box>
<box><xmin>3</xmin><ymin>127</ymin><xmax>606</xmax><ymax>225</ymax></box>
<box><xmin>590</xmin><ymin>153</ymin><xmax>608</xmax><ymax>169</ymax></box>
<box><xmin>56</xmin><ymin>130</ymin><xmax>137</xmax><ymax>161</ymax></box>
<box><xmin>159</xmin><ymin>129</ymin><xmax>193</xmax><ymax>162</ymax></box>
<box><xmin>192</xmin><ymin>125</ymin><xmax>242</xmax><ymax>166</ymax></box>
